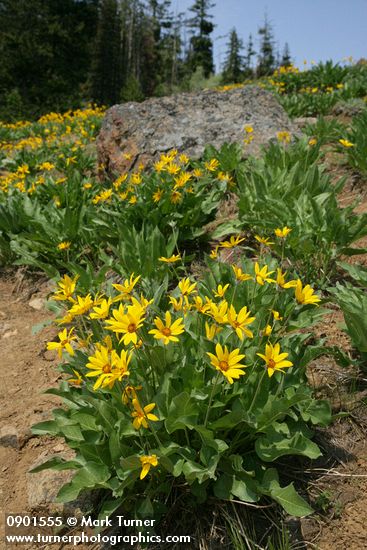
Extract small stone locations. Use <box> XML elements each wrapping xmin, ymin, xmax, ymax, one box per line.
<box><xmin>0</xmin><ymin>426</ymin><xmax>20</xmax><ymax>449</ymax></box>
<box><xmin>3</xmin><ymin>329</ymin><xmax>18</xmax><ymax>339</ymax></box>
<box><xmin>29</xmin><ymin>297</ymin><xmax>45</xmax><ymax>311</ymax></box>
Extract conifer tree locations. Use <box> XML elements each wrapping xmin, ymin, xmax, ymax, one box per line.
<box><xmin>221</xmin><ymin>28</ymin><xmax>244</xmax><ymax>84</ymax></box>
<box><xmin>257</xmin><ymin>14</ymin><xmax>276</xmax><ymax>77</ymax></box>
<box><xmin>187</xmin><ymin>0</ymin><xmax>215</xmax><ymax>78</ymax></box>
<box><xmin>91</xmin><ymin>0</ymin><xmax>122</xmax><ymax>105</ymax></box>
<box><xmin>281</xmin><ymin>42</ymin><xmax>292</xmax><ymax>67</ymax></box>
<box><xmin>243</xmin><ymin>33</ymin><xmax>256</xmax><ymax>78</ymax></box>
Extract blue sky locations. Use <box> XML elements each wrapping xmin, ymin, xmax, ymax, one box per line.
<box><xmin>175</xmin><ymin>0</ymin><xmax>367</xmax><ymax>70</ymax></box>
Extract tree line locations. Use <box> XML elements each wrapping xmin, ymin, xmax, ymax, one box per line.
<box><xmin>0</xmin><ymin>0</ymin><xmax>292</xmax><ymax>120</ymax></box>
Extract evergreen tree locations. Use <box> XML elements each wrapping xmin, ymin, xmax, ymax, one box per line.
<box><xmin>0</xmin><ymin>0</ymin><xmax>98</xmax><ymax>119</ymax></box>
<box><xmin>256</xmin><ymin>14</ymin><xmax>276</xmax><ymax>77</ymax></box>
<box><xmin>187</xmin><ymin>0</ymin><xmax>215</xmax><ymax>78</ymax></box>
<box><xmin>221</xmin><ymin>28</ymin><xmax>244</xmax><ymax>84</ymax></box>
<box><xmin>243</xmin><ymin>33</ymin><xmax>256</xmax><ymax>78</ymax></box>
<box><xmin>91</xmin><ymin>0</ymin><xmax>122</xmax><ymax>105</ymax></box>
<box><xmin>281</xmin><ymin>42</ymin><xmax>292</xmax><ymax>67</ymax></box>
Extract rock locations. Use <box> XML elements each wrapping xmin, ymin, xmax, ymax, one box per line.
<box><xmin>28</xmin><ymin>297</ymin><xmax>45</xmax><ymax>311</ymax></box>
<box><xmin>27</xmin><ymin>453</ymin><xmax>97</xmax><ymax>516</ymax></box>
<box><xmin>0</xmin><ymin>425</ymin><xmax>20</xmax><ymax>449</ymax></box>
<box><xmin>2</xmin><ymin>329</ymin><xmax>18</xmax><ymax>339</ymax></box>
<box><xmin>97</xmin><ymin>85</ymin><xmax>298</xmax><ymax>177</ymax></box>
<box><xmin>331</xmin><ymin>99</ymin><xmax>366</xmax><ymax>118</ymax></box>
<box><xmin>294</xmin><ymin>116</ymin><xmax>318</xmax><ymax>128</ymax></box>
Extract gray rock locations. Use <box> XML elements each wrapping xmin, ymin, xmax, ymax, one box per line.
<box><xmin>97</xmin><ymin>86</ymin><xmax>298</xmax><ymax>177</ymax></box>
<box><xmin>27</xmin><ymin>453</ymin><xmax>97</xmax><ymax>517</ymax></box>
<box><xmin>331</xmin><ymin>99</ymin><xmax>366</xmax><ymax>117</ymax></box>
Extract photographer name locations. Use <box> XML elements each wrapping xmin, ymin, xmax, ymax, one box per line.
<box><xmin>80</xmin><ymin>515</ymin><xmax>156</xmax><ymax>528</ymax></box>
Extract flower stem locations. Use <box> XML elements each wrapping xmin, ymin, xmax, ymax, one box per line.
<box><xmin>204</xmin><ymin>372</ymin><xmax>221</xmax><ymax>428</ymax></box>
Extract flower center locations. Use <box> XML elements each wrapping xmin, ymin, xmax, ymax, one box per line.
<box><xmin>219</xmin><ymin>360</ymin><xmax>229</xmax><ymax>371</ymax></box>
<box><xmin>162</xmin><ymin>327</ymin><xmax>171</xmax><ymax>337</ymax></box>
<box><xmin>102</xmin><ymin>364</ymin><xmax>111</xmax><ymax>373</ymax></box>
<box><xmin>268</xmin><ymin>359</ymin><xmax>276</xmax><ymax>369</ymax></box>
<box><xmin>60</xmin><ymin>339</ymin><xmax>68</xmax><ymax>346</ymax></box>
<box><xmin>127</xmin><ymin>323</ymin><xmax>137</xmax><ymax>333</ymax></box>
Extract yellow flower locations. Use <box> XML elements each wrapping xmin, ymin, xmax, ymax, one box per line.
<box><xmin>219</xmin><ymin>235</ymin><xmax>245</xmax><ymax>248</ymax></box>
<box><xmin>179</xmin><ymin>153</ymin><xmax>189</xmax><ymax>164</ymax></box>
<box><xmin>274</xmin><ymin>226</ymin><xmax>292</xmax><ymax>238</ymax></box>
<box><xmin>154</xmin><ymin>160</ymin><xmax>166</xmax><ymax>172</ymax></box>
<box><xmin>68</xmin><ymin>369</ymin><xmax>83</xmax><ymax>386</ymax></box>
<box><xmin>276</xmin><ymin>268</ymin><xmax>297</xmax><ymax>289</ymax></box>
<box><xmin>207</xmin><ymin>343</ymin><xmax>247</xmax><ymax>384</ymax></box>
<box><xmin>85</xmin><ymin>345</ymin><xmax>115</xmax><ymax>389</ymax></box>
<box><xmin>159</xmin><ymin>254</ymin><xmax>181</xmax><ymax>263</ymax></box>
<box><xmin>169</xmin><ymin>295</ymin><xmax>185</xmax><ymax>312</ymax></box>
<box><xmin>209</xmin><ymin>246</ymin><xmax>219</xmax><ymax>259</ymax></box>
<box><xmin>272</xmin><ymin>310</ymin><xmax>282</xmax><ymax>321</ymax></box>
<box><xmin>47</xmin><ymin>328</ymin><xmax>76</xmax><ymax>359</ymax></box>
<box><xmin>90</xmin><ymin>298</ymin><xmax>112</xmax><ymax>320</ymax></box>
<box><xmin>166</xmin><ymin>162</ymin><xmax>181</xmax><ymax>175</ymax></box>
<box><xmin>193</xmin><ymin>168</ymin><xmax>203</xmax><ymax>178</ymax></box>
<box><xmin>170</xmin><ymin>190</ymin><xmax>182</xmax><ymax>204</ymax></box>
<box><xmin>308</xmin><ymin>138</ymin><xmax>317</xmax><ymax>146</ymax></box>
<box><xmin>255</xmin><ymin>235</ymin><xmax>274</xmax><ymax>246</ymax></box>
<box><xmin>262</xmin><ymin>324</ymin><xmax>272</xmax><ymax>337</ymax></box>
<box><xmin>208</xmin><ymin>300</ymin><xmax>228</xmax><ymax>324</ymax></box>
<box><xmin>174</xmin><ymin>172</ymin><xmax>192</xmax><ymax>189</ymax></box>
<box><xmin>149</xmin><ymin>311</ymin><xmax>185</xmax><ymax>345</ymax></box>
<box><xmin>205</xmin><ymin>321</ymin><xmax>222</xmax><ymax>340</ymax></box>
<box><xmin>213</xmin><ymin>284</ymin><xmax>229</xmax><ymax>298</ymax></box>
<box><xmin>105</xmin><ymin>302</ymin><xmax>145</xmax><ymax>345</ymax></box>
<box><xmin>295</xmin><ymin>280</ymin><xmax>321</xmax><ymax>305</ymax></box>
<box><xmin>204</xmin><ymin>158</ymin><xmax>220</xmax><ymax>172</ymax></box>
<box><xmin>108</xmin><ymin>349</ymin><xmax>133</xmax><ymax>386</ymax></box>
<box><xmin>178</xmin><ymin>277</ymin><xmax>197</xmax><ymax>296</ymax></box>
<box><xmin>140</xmin><ymin>455</ymin><xmax>158</xmax><ymax>480</ymax></box>
<box><xmin>232</xmin><ymin>265</ymin><xmax>252</xmax><ymax>282</ymax></box>
<box><xmin>122</xmin><ymin>385</ymin><xmax>142</xmax><ymax>405</ymax></box>
<box><xmin>152</xmin><ymin>188</ymin><xmax>163</xmax><ymax>202</ymax></box>
<box><xmin>339</xmin><ymin>138</ymin><xmax>354</xmax><ymax>148</ymax></box>
<box><xmin>227</xmin><ymin>305</ymin><xmax>255</xmax><ymax>340</ymax></box>
<box><xmin>244</xmin><ymin>125</ymin><xmax>254</xmax><ymax>134</ymax></box>
<box><xmin>277</xmin><ymin>131</ymin><xmax>291</xmax><ymax>144</ymax></box>
<box><xmin>38</xmin><ymin>162</ymin><xmax>55</xmax><ymax>171</ymax></box>
<box><xmin>254</xmin><ymin>263</ymin><xmax>276</xmax><ymax>285</ymax></box>
<box><xmin>57</xmin><ymin>241</ymin><xmax>71</xmax><ymax>251</ymax></box>
<box><xmin>257</xmin><ymin>342</ymin><xmax>293</xmax><ymax>377</ymax></box>
<box><xmin>69</xmin><ymin>294</ymin><xmax>95</xmax><ymax>316</ymax></box>
<box><xmin>112</xmin><ymin>274</ymin><xmax>141</xmax><ymax>300</ymax></box>
<box><xmin>193</xmin><ymin>296</ymin><xmax>211</xmax><ymax>314</ymax></box>
<box><xmin>131</xmin><ymin>399</ymin><xmax>159</xmax><ymax>430</ymax></box>
<box><xmin>52</xmin><ymin>274</ymin><xmax>79</xmax><ymax>302</ymax></box>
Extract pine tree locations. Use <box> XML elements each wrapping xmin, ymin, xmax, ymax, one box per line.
<box><xmin>256</xmin><ymin>14</ymin><xmax>276</xmax><ymax>77</ymax></box>
<box><xmin>243</xmin><ymin>33</ymin><xmax>256</xmax><ymax>78</ymax></box>
<box><xmin>91</xmin><ymin>0</ymin><xmax>122</xmax><ymax>105</ymax></box>
<box><xmin>187</xmin><ymin>0</ymin><xmax>215</xmax><ymax>78</ymax></box>
<box><xmin>221</xmin><ymin>28</ymin><xmax>244</xmax><ymax>84</ymax></box>
<box><xmin>281</xmin><ymin>42</ymin><xmax>292</xmax><ymax>67</ymax></box>
<box><xmin>0</xmin><ymin>0</ymin><xmax>98</xmax><ymax>119</ymax></box>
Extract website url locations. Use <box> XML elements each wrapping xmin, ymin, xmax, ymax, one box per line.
<box><xmin>6</xmin><ymin>532</ymin><xmax>192</xmax><ymax>546</ymax></box>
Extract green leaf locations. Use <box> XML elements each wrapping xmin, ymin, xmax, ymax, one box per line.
<box><xmin>165</xmin><ymin>392</ymin><xmax>200</xmax><ymax>433</ymax></box>
<box><xmin>30</xmin><ymin>457</ymin><xmax>82</xmax><ymax>473</ymax></box>
<box><xmin>256</xmin><ymin>428</ymin><xmax>321</xmax><ymax>461</ymax></box>
<box><xmin>56</xmin><ymin>462</ymin><xmax>110</xmax><ymax>503</ymax></box>
<box><xmin>261</xmin><ymin>468</ymin><xmax>313</xmax><ymax>516</ymax></box>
